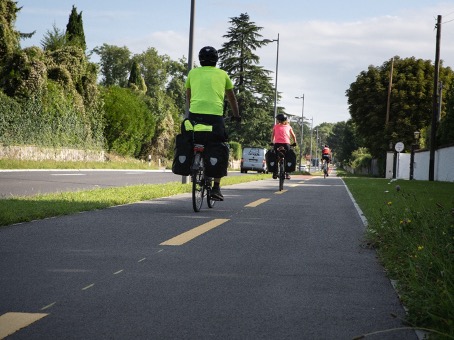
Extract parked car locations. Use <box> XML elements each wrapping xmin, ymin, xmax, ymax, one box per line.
<box><xmin>240</xmin><ymin>147</ymin><xmax>268</xmax><ymax>173</ymax></box>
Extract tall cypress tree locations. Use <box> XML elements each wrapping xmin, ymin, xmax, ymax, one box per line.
<box><xmin>66</xmin><ymin>5</ymin><xmax>86</xmax><ymax>51</ymax></box>
<box><xmin>218</xmin><ymin>13</ymin><xmax>276</xmax><ymax>146</ymax></box>
<box><xmin>128</xmin><ymin>60</ymin><xmax>147</xmax><ymax>93</ymax></box>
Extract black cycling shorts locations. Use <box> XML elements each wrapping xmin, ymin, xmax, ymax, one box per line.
<box><xmin>188</xmin><ymin>112</ymin><xmax>227</xmax><ymax>143</ymax></box>
<box><xmin>322</xmin><ymin>154</ymin><xmax>330</xmax><ymax>162</ymax></box>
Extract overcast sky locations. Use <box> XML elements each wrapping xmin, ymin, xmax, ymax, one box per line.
<box><xmin>15</xmin><ymin>0</ymin><xmax>454</xmax><ymax>126</ymax></box>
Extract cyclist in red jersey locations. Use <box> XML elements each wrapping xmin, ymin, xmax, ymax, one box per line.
<box><xmin>271</xmin><ymin>114</ymin><xmax>297</xmax><ymax>179</ymax></box>
<box><xmin>321</xmin><ymin>144</ymin><xmax>332</xmax><ymax>175</ymax></box>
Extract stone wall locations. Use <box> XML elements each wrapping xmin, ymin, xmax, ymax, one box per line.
<box><xmin>0</xmin><ymin>145</ymin><xmax>105</xmax><ymax>162</ymax></box>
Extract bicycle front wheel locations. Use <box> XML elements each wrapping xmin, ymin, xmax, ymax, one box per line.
<box><xmin>206</xmin><ymin>178</ymin><xmax>216</xmax><ymax>208</ymax></box>
<box><xmin>192</xmin><ymin>169</ymin><xmax>204</xmax><ymax>212</ymax></box>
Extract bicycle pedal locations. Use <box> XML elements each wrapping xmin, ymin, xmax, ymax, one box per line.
<box><xmin>210</xmin><ymin>196</ymin><xmax>223</xmax><ymax>201</ymax></box>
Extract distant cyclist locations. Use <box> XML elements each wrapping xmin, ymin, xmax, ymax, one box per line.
<box><xmin>185</xmin><ymin>46</ymin><xmax>241</xmax><ymax>201</ymax></box>
<box><xmin>271</xmin><ymin>113</ymin><xmax>297</xmax><ymax>179</ymax></box>
<box><xmin>321</xmin><ymin>144</ymin><xmax>332</xmax><ymax>175</ymax></box>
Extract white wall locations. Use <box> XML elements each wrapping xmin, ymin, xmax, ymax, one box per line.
<box><xmin>435</xmin><ymin>146</ymin><xmax>454</xmax><ymax>182</ymax></box>
<box><xmin>396</xmin><ymin>153</ymin><xmax>411</xmax><ymax>179</ymax></box>
<box><xmin>391</xmin><ymin>145</ymin><xmax>454</xmax><ymax>182</ymax></box>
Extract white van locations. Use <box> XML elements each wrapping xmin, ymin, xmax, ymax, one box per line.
<box><xmin>240</xmin><ymin>147</ymin><xmax>268</xmax><ymax>173</ymax></box>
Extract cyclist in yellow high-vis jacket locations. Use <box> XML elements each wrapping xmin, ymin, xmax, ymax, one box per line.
<box><xmin>185</xmin><ymin>46</ymin><xmax>240</xmax><ymax>201</ymax></box>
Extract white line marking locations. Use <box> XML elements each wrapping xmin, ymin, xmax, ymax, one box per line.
<box><xmin>82</xmin><ymin>283</ymin><xmax>95</xmax><ymax>290</ymax></box>
<box><xmin>40</xmin><ymin>302</ymin><xmax>56</xmax><ymax>311</ymax></box>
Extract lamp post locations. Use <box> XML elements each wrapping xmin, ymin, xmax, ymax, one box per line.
<box><xmin>182</xmin><ymin>0</ymin><xmax>196</xmax><ymax>185</ymax></box>
<box><xmin>295</xmin><ymin>95</ymin><xmax>304</xmax><ymax>170</ymax></box>
<box><xmin>262</xmin><ymin>34</ymin><xmax>280</xmax><ymax>123</ymax></box>
<box><xmin>410</xmin><ymin>131</ymin><xmax>420</xmax><ymax>180</ymax></box>
<box><xmin>315</xmin><ymin>128</ymin><xmax>319</xmax><ymax>170</ymax></box>
<box><xmin>309</xmin><ymin>117</ymin><xmax>313</xmax><ymax>172</ymax></box>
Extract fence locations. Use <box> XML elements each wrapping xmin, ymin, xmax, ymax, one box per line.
<box><xmin>385</xmin><ymin>144</ymin><xmax>454</xmax><ymax>182</ymax></box>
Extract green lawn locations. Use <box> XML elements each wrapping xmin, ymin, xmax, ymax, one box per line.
<box><xmin>343</xmin><ymin>177</ymin><xmax>454</xmax><ymax>339</ymax></box>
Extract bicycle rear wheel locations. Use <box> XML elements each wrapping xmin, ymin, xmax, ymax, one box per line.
<box><xmin>192</xmin><ymin>169</ymin><xmax>204</xmax><ymax>212</ymax></box>
<box><xmin>279</xmin><ymin>162</ymin><xmax>284</xmax><ymax>191</ymax></box>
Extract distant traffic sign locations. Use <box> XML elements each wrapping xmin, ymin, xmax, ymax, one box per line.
<box><xmin>395</xmin><ymin>142</ymin><xmax>404</xmax><ymax>152</ymax></box>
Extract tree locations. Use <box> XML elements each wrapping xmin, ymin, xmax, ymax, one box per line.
<box><xmin>346</xmin><ymin>56</ymin><xmax>454</xmax><ymax>158</ymax></box>
<box><xmin>41</xmin><ymin>23</ymin><xmax>66</xmax><ymax>51</ymax></box>
<box><xmin>92</xmin><ymin>44</ymin><xmax>132</xmax><ymax>87</ymax></box>
<box><xmin>218</xmin><ymin>13</ymin><xmax>276</xmax><ymax>146</ymax></box>
<box><xmin>128</xmin><ymin>60</ymin><xmax>147</xmax><ymax>93</ymax></box>
<box><xmin>0</xmin><ymin>0</ymin><xmax>34</xmax><ymax>63</ymax></box>
<box><xmin>328</xmin><ymin>120</ymin><xmax>361</xmax><ymax>165</ymax></box>
<box><xmin>102</xmin><ymin>86</ymin><xmax>155</xmax><ymax>157</ymax></box>
<box><xmin>66</xmin><ymin>5</ymin><xmax>86</xmax><ymax>51</ymax></box>
<box><xmin>437</xmin><ymin>83</ymin><xmax>454</xmax><ymax>145</ymax></box>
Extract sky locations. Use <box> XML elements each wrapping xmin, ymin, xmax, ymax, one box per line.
<box><xmin>14</xmin><ymin>0</ymin><xmax>454</xmax><ymax>127</ymax></box>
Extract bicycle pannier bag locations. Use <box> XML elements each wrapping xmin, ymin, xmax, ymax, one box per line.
<box><xmin>266</xmin><ymin>149</ymin><xmax>277</xmax><ymax>172</ymax></box>
<box><xmin>172</xmin><ymin>133</ymin><xmax>193</xmax><ymax>176</ymax></box>
<box><xmin>204</xmin><ymin>142</ymin><xmax>229</xmax><ymax>178</ymax></box>
<box><xmin>285</xmin><ymin>149</ymin><xmax>297</xmax><ymax>172</ymax></box>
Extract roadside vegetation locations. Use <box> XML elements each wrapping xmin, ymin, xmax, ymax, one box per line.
<box><xmin>343</xmin><ymin>177</ymin><xmax>454</xmax><ymax>339</ymax></box>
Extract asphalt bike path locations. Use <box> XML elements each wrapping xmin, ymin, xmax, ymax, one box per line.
<box><xmin>0</xmin><ymin>175</ymin><xmax>417</xmax><ymax>339</ymax></box>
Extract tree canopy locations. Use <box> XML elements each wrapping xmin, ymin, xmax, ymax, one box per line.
<box><xmin>346</xmin><ymin>56</ymin><xmax>454</xmax><ymax>158</ymax></box>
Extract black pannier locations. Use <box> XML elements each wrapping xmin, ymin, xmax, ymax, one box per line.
<box><xmin>265</xmin><ymin>149</ymin><xmax>277</xmax><ymax>172</ymax></box>
<box><xmin>204</xmin><ymin>142</ymin><xmax>229</xmax><ymax>178</ymax></box>
<box><xmin>285</xmin><ymin>148</ymin><xmax>297</xmax><ymax>172</ymax></box>
<box><xmin>172</xmin><ymin>133</ymin><xmax>193</xmax><ymax>176</ymax></box>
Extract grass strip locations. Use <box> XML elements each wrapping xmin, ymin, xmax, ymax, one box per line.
<box><xmin>0</xmin><ymin>174</ymin><xmax>268</xmax><ymax>227</ymax></box>
<box><xmin>343</xmin><ymin>177</ymin><xmax>454</xmax><ymax>339</ymax></box>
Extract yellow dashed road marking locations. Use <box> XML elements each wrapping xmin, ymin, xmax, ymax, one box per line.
<box><xmin>245</xmin><ymin>198</ymin><xmax>270</xmax><ymax>207</ymax></box>
<box><xmin>0</xmin><ymin>312</ymin><xmax>48</xmax><ymax>339</ymax></box>
<box><xmin>275</xmin><ymin>190</ymin><xmax>287</xmax><ymax>194</ymax></box>
<box><xmin>160</xmin><ymin>219</ymin><xmax>229</xmax><ymax>246</ymax></box>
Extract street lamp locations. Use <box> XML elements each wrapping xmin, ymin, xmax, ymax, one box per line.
<box><xmin>262</xmin><ymin>34</ymin><xmax>280</xmax><ymax>123</ymax></box>
<box><xmin>309</xmin><ymin>117</ymin><xmax>313</xmax><ymax>172</ymax></box>
<box><xmin>295</xmin><ymin>95</ymin><xmax>304</xmax><ymax>170</ymax></box>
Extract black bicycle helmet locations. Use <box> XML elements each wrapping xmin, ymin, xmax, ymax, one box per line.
<box><xmin>276</xmin><ymin>113</ymin><xmax>287</xmax><ymax>122</ymax></box>
<box><xmin>198</xmin><ymin>46</ymin><xmax>219</xmax><ymax>64</ymax></box>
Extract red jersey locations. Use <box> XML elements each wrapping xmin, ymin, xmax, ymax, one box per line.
<box><xmin>322</xmin><ymin>147</ymin><xmax>331</xmax><ymax>155</ymax></box>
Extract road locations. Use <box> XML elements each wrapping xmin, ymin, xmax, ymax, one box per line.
<box><xmin>0</xmin><ymin>170</ymin><xmax>227</xmax><ymax>198</ymax></box>
<box><xmin>0</xmin><ymin>175</ymin><xmax>417</xmax><ymax>339</ymax></box>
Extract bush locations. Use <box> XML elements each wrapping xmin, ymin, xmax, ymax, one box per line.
<box><xmin>102</xmin><ymin>86</ymin><xmax>155</xmax><ymax>157</ymax></box>
<box><xmin>229</xmin><ymin>141</ymin><xmax>242</xmax><ymax>160</ymax></box>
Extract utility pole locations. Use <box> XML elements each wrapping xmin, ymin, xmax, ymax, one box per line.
<box><xmin>429</xmin><ymin>15</ymin><xmax>441</xmax><ymax>181</ymax></box>
<box><xmin>385</xmin><ymin>57</ymin><xmax>394</xmax><ymax>125</ymax></box>
<box><xmin>295</xmin><ymin>95</ymin><xmax>304</xmax><ymax>170</ymax></box>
